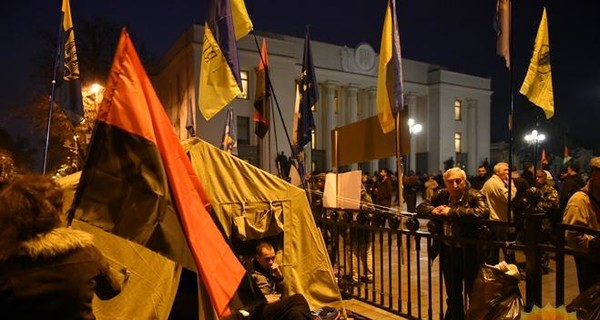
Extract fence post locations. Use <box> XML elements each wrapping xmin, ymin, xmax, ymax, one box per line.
<box><xmin>524</xmin><ymin>188</ymin><xmax>545</xmax><ymax>311</ymax></box>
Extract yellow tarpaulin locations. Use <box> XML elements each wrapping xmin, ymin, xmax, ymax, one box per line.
<box><xmin>183</xmin><ymin>138</ymin><xmax>343</xmax><ymax>312</ymax></box>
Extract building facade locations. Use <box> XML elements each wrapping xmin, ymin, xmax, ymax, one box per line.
<box><xmin>152</xmin><ymin>25</ymin><xmax>491</xmax><ymax>177</ymax></box>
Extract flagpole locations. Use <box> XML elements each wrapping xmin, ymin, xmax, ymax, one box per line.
<box><xmin>250</xmin><ymin>32</ymin><xmax>295</xmax><ymax>159</ymax></box>
<box><xmin>42</xmin><ymin>12</ymin><xmax>66</xmax><ymax>175</ymax></box>
<box><xmin>395</xmin><ymin>112</ymin><xmax>404</xmax><ymax>213</ymax></box>
<box><xmin>250</xmin><ymin>32</ymin><xmax>306</xmax><ymax>190</ymax></box>
<box><xmin>507</xmin><ymin>0</ymin><xmax>514</xmax><ymax>224</ymax></box>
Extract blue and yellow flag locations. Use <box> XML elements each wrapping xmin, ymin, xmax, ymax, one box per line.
<box><xmin>376</xmin><ymin>0</ymin><xmax>404</xmax><ymax>134</ymax></box>
<box><xmin>520</xmin><ymin>8</ymin><xmax>554</xmax><ymax>119</ymax></box>
<box><xmin>56</xmin><ymin>0</ymin><xmax>84</xmax><ymax>126</ymax></box>
<box><xmin>198</xmin><ymin>0</ymin><xmax>252</xmax><ymax>120</ymax></box>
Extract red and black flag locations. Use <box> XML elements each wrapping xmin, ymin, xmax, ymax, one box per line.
<box><xmin>68</xmin><ymin>29</ymin><xmax>245</xmax><ymax>317</ymax></box>
<box><xmin>253</xmin><ymin>39</ymin><xmax>270</xmax><ymax>139</ymax></box>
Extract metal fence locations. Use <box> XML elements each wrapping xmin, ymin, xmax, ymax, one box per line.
<box><xmin>312</xmin><ymin>204</ymin><xmax>600</xmax><ymax>319</ymax></box>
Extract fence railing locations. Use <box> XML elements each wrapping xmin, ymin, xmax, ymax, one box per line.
<box><xmin>312</xmin><ymin>203</ymin><xmax>600</xmax><ymax>319</ymax></box>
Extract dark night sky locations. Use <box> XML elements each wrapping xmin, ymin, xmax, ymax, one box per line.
<box><xmin>1</xmin><ymin>0</ymin><xmax>599</xmax><ymax>154</ymax></box>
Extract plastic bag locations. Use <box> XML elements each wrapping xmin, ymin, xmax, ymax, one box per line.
<box><xmin>567</xmin><ymin>280</ymin><xmax>600</xmax><ymax>320</ymax></box>
<box><xmin>466</xmin><ymin>263</ymin><xmax>524</xmax><ymax>320</ymax></box>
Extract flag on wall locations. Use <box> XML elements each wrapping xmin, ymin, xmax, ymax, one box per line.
<box><xmin>69</xmin><ymin>29</ymin><xmax>245</xmax><ymax>317</ymax></box>
<box><xmin>519</xmin><ymin>8</ymin><xmax>554</xmax><ymax>119</ymax></box>
<box><xmin>294</xmin><ymin>29</ymin><xmax>318</xmax><ymax>154</ymax></box>
<box><xmin>221</xmin><ymin>106</ymin><xmax>237</xmax><ymax>154</ymax></box>
<box><xmin>55</xmin><ymin>0</ymin><xmax>84</xmax><ymax>126</ymax></box>
<box><xmin>198</xmin><ymin>0</ymin><xmax>252</xmax><ymax>120</ymax></box>
<box><xmin>376</xmin><ymin>0</ymin><xmax>404</xmax><ymax>134</ymax></box>
<box><xmin>254</xmin><ymin>39</ymin><xmax>270</xmax><ymax>138</ymax></box>
<box><xmin>495</xmin><ymin>0</ymin><xmax>511</xmax><ymax>69</ymax></box>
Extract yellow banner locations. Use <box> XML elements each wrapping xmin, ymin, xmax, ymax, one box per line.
<box><xmin>519</xmin><ymin>8</ymin><xmax>554</xmax><ymax>119</ymax></box>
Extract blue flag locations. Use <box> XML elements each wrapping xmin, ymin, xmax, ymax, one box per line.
<box><xmin>56</xmin><ymin>0</ymin><xmax>84</xmax><ymax>126</ymax></box>
<box><xmin>295</xmin><ymin>29</ymin><xmax>318</xmax><ymax>154</ymax></box>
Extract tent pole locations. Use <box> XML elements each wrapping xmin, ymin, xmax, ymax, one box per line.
<box><xmin>395</xmin><ymin>112</ymin><xmax>404</xmax><ymax>213</ymax></box>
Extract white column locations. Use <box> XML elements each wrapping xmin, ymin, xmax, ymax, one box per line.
<box><xmin>367</xmin><ymin>88</ymin><xmax>378</xmax><ymax>173</ymax></box>
<box><xmin>323</xmin><ymin>82</ymin><xmax>337</xmax><ymax>171</ymax></box>
<box><xmin>467</xmin><ymin>99</ymin><xmax>477</xmax><ymax>174</ymax></box>
<box><xmin>346</xmin><ymin>85</ymin><xmax>358</xmax><ymax>124</ymax></box>
<box><xmin>346</xmin><ymin>85</ymin><xmax>359</xmax><ymax>171</ymax></box>
<box><xmin>406</xmin><ymin>95</ymin><xmax>418</xmax><ymax>173</ymax></box>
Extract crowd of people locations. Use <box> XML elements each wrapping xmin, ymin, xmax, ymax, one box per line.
<box><xmin>414</xmin><ymin>157</ymin><xmax>600</xmax><ymax>319</ymax></box>
<box><xmin>2</xmin><ymin>153</ymin><xmax>599</xmax><ymax>319</ymax></box>
<box><xmin>306</xmin><ymin>156</ymin><xmax>600</xmax><ymax>320</ymax></box>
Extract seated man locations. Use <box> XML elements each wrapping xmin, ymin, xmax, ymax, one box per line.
<box><xmin>244</xmin><ymin>241</ymin><xmax>289</xmax><ymax>303</ymax></box>
<box><xmin>243</xmin><ymin>241</ymin><xmax>339</xmax><ymax>320</ymax></box>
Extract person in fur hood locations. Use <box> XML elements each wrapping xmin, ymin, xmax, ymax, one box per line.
<box><xmin>0</xmin><ymin>174</ymin><xmax>122</xmax><ymax>319</ymax></box>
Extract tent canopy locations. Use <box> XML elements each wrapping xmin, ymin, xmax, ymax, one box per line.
<box><xmin>183</xmin><ymin>138</ymin><xmax>342</xmax><ymax>310</ymax></box>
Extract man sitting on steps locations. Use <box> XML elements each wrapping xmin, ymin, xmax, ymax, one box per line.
<box><xmin>243</xmin><ymin>241</ymin><xmax>340</xmax><ymax>320</ymax></box>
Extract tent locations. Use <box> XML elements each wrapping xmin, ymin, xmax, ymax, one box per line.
<box><xmin>183</xmin><ymin>138</ymin><xmax>343</xmax><ymax>311</ymax></box>
<box><xmin>57</xmin><ymin>138</ymin><xmax>343</xmax><ymax>318</ymax></box>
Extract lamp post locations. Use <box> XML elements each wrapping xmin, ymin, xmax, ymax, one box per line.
<box><xmin>408</xmin><ymin>118</ymin><xmax>422</xmax><ymax>173</ymax></box>
<box><xmin>524</xmin><ymin>129</ymin><xmax>546</xmax><ymax>172</ymax></box>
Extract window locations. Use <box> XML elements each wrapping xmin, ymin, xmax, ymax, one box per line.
<box><xmin>237</xmin><ymin>70</ymin><xmax>249</xmax><ymax>99</ymax></box>
<box><xmin>455</xmin><ymin>132</ymin><xmax>462</xmax><ymax>153</ymax></box>
<box><xmin>237</xmin><ymin>116</ymin><xmax>249</xmax><ymax>145</ymax></box>
<box><xmin>454</xmin><ymin>99</ymin><xmax>462</xmax><ymax>121</ymax></box>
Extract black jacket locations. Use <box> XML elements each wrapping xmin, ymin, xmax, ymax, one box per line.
<box><xmin>417</xmin><ymin>188</ymin><xmax>490</xmax><ymax>239</ymax></box>
<box><xmin>0</xmin><ymin>228</ymin><xmax>121</xmax><ymax>319</ymax></box>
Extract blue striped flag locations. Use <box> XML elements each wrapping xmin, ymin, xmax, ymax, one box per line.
<box><xmin>294</xmin><ymin>29</ymin><xmax>318</xmax><ymax>154</ymax></box>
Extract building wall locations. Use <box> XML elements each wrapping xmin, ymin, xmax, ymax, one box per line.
<box><xmin>152</xmin><ymin>25</ymin><xmax>492</xmax><ymax>176</ymax></box>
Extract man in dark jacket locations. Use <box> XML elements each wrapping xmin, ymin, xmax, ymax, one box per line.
<box><xmin>375</xmin><ymin>168</ymin><xmax>393</xmax><ymax>209</ymax></box>
<box><xmin>559</xmin><ymin>161</ymin><xmax>585</xmax><ymax>213</ymax></box>
<box><xmin>416</xmin><ymin>167</ymin><xmax>490</xmax><ymax>320</ymax></box>
<box><xmin>468</xmin><ymin>165</ymin><xmax>491</xmax><ymax>190</ymax></box>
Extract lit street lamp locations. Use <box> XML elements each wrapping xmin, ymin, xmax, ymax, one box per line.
<box><xmin>524</xmin><ymin>129</ymin><xmax>546</xmax><ymax>171</ymax></box>
<box><xmin>408</xmin><ymin>118</ymin><xmax>422</xmax><ymax>173</ymax></box>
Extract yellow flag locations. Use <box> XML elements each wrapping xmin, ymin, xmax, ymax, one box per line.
<box><xmin>376</xmin><ymin>0</ymin><xmax>403</xmax><ymax>134</ymax></box>
<box><xmin>198</xmin><ymin>0</ymin><xmax>253</xmax><ymax>120</ymax></box>
<box><xmin>496</xmin><ymin>0</ymin><xmax>511</xmax><ymax>69</ymax></box>
<box><xmin>519</xmin><ymin>8</ymin><xmax>554</xmax><ymax>119</ymax></box>
<box><xmin>231</xmin><ymin>0</ymin><xmax>252</xmax><ymax>39</ymax></box>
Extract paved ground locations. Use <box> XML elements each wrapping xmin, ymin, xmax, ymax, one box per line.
<box><xmin>341</xmin><ymin>251</ymin><xmax>580</xmax><ymax>319</ymax></box>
